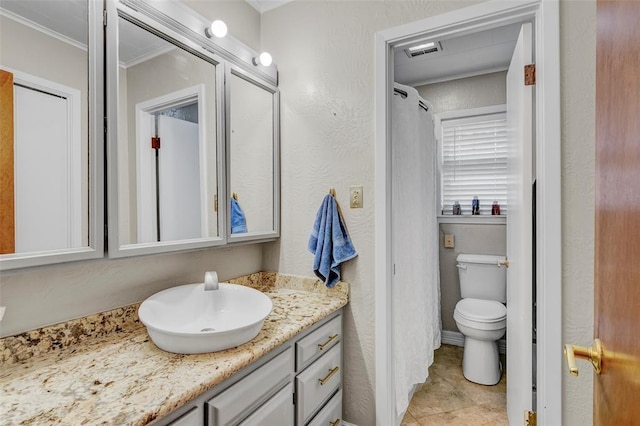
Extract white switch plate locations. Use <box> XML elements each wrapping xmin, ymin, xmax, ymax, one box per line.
<box><xmin>444</xmin><ymin>234</ymin><xmax>455</xmax><ymax>248</ymax></box>
<box><xmin>349</xmin><ymin>185</ymin><xmax>363</xmax><ymax>208</ymax></box>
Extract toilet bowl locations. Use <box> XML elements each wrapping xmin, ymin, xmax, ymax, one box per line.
<box><xmin>454</xmin><ymin>254</ymin><xmax>508</xmax><ymax>386</ymax></box>
<box><xmin>454</xmin><ymin>298</ymin><xmax>506</xmax><ymax>385</ymax></box>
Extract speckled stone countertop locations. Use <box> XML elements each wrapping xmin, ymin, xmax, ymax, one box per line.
<box><xmin>0</xmin><ymin>272</ymin><xmax>348</xmax><ymax>425</ymax></box>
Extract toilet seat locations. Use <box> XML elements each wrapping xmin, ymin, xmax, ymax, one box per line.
<box><xmin>454</xmin><ymin>298</ymin><xmax>506</xmax><ymax>330</ymax></box>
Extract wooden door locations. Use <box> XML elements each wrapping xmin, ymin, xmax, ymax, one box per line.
<box><xmin>505</xmin><ymin>22</ymin><xmax>534</xmax><ymax>423</ymax></box>
<box><xmin>0</xmin><ymin>69</ymin><xmax>15</xmax><ymax>254</ymax></box>
<box><xmin>594</xmin><ymin>0</ymin><xmax>640</xmax><ymax>423</ymax></box>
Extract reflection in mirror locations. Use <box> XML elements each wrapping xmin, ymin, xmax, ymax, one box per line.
<box><xmin>228</xmin><ymin>71</ymin><xmax>275</xmax><ymax>236</ymax></box>
<box><xmin>117</xmin><ymin>16</ymin><xmax>219</xmax><ymax>246</ymax></box>
<box><xmin>0</xmin><ymin>0</ymin><xmax>90</xmax><ymax>255</ymax></box>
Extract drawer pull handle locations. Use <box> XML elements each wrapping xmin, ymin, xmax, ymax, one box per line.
<box><xmin>318</xmin><ymin>334</ymin><xmax>339</xmax><ymax>350</ymax></box>
<box><xmin>319</xmin><ymin>366</ymin><xmax>340</xmax><ymax>386</ymax></box>
<box><xmin>330</xmin><ymin>419</ymin><xmax>341</xmax><ymax>426</ymax></box>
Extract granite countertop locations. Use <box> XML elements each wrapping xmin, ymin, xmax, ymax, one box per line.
<box><xmin>0</xmin><ymin>273</ymin><xmax>348</xmax><ymax>425</ymax></box>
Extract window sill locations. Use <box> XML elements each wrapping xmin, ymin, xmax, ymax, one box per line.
<box><xmin>438</xmin><ymin>215</ymin><xmax>506</xmax><ymax>225</ymax></box>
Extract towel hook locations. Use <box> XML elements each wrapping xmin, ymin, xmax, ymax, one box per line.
<box><xmin>329</xmin><ymin>188</ymin><xmax>336</xmax><ymax>197</ymax></box>
<box><xmin>232</xmin><ymin>192</ymin><xmax>238</xmax><ymax>200</ymax></box>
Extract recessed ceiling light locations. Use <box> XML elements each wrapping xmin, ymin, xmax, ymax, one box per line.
<box><xmin>408</xmin><ymin>42</ymin><xmax>435</xmax><ymax>52</ymax></box>
<box><xmin>405</xmin><ymin>41</ymin><xmax>442</xmax><ymax>58</ymax></box>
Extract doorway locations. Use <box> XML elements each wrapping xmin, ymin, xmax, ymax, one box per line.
<box><xmin>374</xmin><ymin>1</ymin><xmax>562</xmax><ymax>425</ymax></box>
<box><xmin>135</xmin><ymin>85</ymin><xmax>208</xmax><ymax>243</ymax></box>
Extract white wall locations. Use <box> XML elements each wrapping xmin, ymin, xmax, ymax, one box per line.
<box><xmin>261</xmin><ymin>1</ymin><xmax>595</xmax><ymax>424</ymax></box>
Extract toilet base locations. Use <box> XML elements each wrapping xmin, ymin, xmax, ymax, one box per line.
<box><xmin>462</xmin><ymin>337</ymin><xmax>502</xmax><ymax>385</ymax></box>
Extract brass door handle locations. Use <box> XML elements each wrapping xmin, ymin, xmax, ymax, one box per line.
<box><xmin>563</xmin><ymin>338</ymin><xmax>603</xmax><ymax>376</ymax></box>
<box><xmin>329</xmin><ymin>419</ymin><xmax>341</xmax><ymax>426</ymax></box>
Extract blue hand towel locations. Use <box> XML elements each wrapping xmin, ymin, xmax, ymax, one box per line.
<box><xmin>308</xmin><ymin>194</ymin><xmax>358</xmax><ymax>288</ymax></box>
<box><xmin>231</xmin><ymin>197</ymin><xmax>247</xmax><ymax>234</ymax></box>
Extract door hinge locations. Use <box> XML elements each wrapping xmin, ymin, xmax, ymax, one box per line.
<box><xmin>525</xmin><ymin>64</ymin><xmax>536</xmax><ymax>85</ymax></box>
<box><xmin>151</xmin><ymin>137</ymin><xmax>160</xmax><ymax>149</ymax></box>
<box><xmin>525</xmin><ymin>410</ymin><xmax>537</xmax><ymax>426</ymax></box>
<box><xmin>214</xmin><ymin>194</ymin><xmax>218</xmax><ymax>213</ymax></box>
<box><xmin>103</xmin><ymin>9</ymin><xmax>107</xmax><ymax>27</ymax></box>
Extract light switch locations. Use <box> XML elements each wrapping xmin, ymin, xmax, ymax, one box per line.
<box><xmin>444</xmin><ymin>234</ymin><xmax>455</xmax><ymax>248</ymax></box>
<box><xmin>350</xmin><ymin>185</ymin><xmax>363</xmax><ymax>208</ymax></box>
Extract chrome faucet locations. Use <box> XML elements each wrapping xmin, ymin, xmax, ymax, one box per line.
<box><xmin>204</xmin><ymin>271</ymin><xmax>219</xmax><ymax>291</ymax></box>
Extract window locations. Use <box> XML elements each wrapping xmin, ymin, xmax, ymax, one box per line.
<box><xmin>437</xmin><ymin>105</ymin><xmax>507</xmax><ymax>215</ymax></box>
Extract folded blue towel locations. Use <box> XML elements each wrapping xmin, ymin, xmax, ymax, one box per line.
<box><xmin>231</xmin><ymin>197</ymin><xmax>247</xmax><ymax>234</ymax></box>
<box><xmin>308</xmin><ymin>194</ymin><xmax>358</xmax><ymax>288</ymax></box>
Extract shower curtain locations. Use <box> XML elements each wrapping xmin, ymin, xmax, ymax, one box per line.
<box><xmin>391</xmin><ymin>83</ymin><xmax>441</xmax><ymax>422</ymax></box>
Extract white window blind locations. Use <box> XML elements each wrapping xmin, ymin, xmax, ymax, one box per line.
<box><xmin>439</xmin><ymin>111</ymin><xmax>507</xmax><ymax>215</ymax></box>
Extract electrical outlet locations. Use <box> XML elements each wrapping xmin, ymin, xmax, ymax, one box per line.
<box><xmin>349</xmin><ymin>185</ymin><xmax>363</xmax><ymax>208</ymax></box>
<box><xmin>444</xmin><ymin>234</ymin><xmax>455</xmax><ymax>248</ymax></box>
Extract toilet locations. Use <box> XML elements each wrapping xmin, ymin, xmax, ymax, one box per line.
<box><xmin>454</xmin><ymin>254</ymin><xmax>507</xmax><ymax>385</ymax></box>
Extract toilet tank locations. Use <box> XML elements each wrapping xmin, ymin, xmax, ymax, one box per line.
<box><xmin>456</xmin><ymin>254</ymin><xmax>507</xmax><ymax>303</ymax></box>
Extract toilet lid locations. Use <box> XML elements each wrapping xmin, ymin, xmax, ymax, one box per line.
<box><xmin>455</xmin><ymin>298</ymin><xmax>506</xmax><ymax>323</ymax></box>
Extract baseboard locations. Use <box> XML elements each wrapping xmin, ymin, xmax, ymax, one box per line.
<box><xmin>441</xmin><ymin>330</ymin><xmax>507</xmax><ymax>354</ymax></box>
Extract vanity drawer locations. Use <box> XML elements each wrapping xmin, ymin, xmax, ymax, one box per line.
<box><xmin>207</xmin><ymin>348</ymin><xmax>293</xmax><ymax>425</ymax></box>
<box><xmin>296</xmin><ymin>343</ymin><xmax>342</xmax><ymax>424</ymax></box>
<box><xmin>296</xmin><ymin>315</ymin><xmax>341</xmax><ymax>371</ymax></box>
<box><xmin>239</xmin><ymin>382</ymin><xmax>293</xmax><ymax>426</ymax></box>
<box><xmin>307</xmin><ymin>389</ymin><xmax>342</xmax><ymax>426</ymax></box>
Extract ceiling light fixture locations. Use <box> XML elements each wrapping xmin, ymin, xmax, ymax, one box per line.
<box><xmin>253</xmin><ymin>52</ymin><xmax>273</xmax><ymax>67</ymax></box>
<box><xmin>404</xmin><ymin>41</ymin><xmax>442</xmax><ymax>58</ymax></box>
<box><xmin>205</xmin><ymin>20</ymin><xmax>227</xmax><ymax>38</ymax></box>
<box><xmin>408</xmin><ymin>42</ymin><xmax>435</xmax><ymax>52</ymax></box>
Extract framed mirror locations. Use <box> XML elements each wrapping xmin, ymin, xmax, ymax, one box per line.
<box><xmin>226</xmin><ymin>66</ymin><xmax>280</xmax><ymax>242</ymax></box>
<box><xmin>0</xmin><ymin>0</ymin><xmax>104</xmax><ymax>270</ymax></box>
<box><xmin>107</xmin><ymin>2</ymin><xmax>225</xmax><ymax>258</ymax></box>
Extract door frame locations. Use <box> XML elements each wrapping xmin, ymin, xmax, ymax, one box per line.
<box><xmin>374</xmin><ymin>0</ymin><xmax>562</xmax><ymax>424</ymax></box>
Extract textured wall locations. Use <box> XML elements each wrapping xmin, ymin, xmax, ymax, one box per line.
<box><xmin>560</xmin><ymin>0</ymin><xmax>596</xmax><ymax>424</ymax></box>
<box><xmin>417</xmin><ymin>72</ymin><xmax>508</xmax><ymax>335</ymax></box>
<box><xmin>416</xmin><ymin>71</ymin><xmax>507</xmax><ymax>114</ymax></box>
<box><xmin>259</xmin><ymin>2</ymin><xmax>484</xmax><ymax>424</ymax></box>
<box><xmin>261</xmin><ymin>0</ymin><xmax>595</xmax><ymax>424</ymax></box>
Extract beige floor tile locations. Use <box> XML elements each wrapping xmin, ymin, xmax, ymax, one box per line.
<box><xmin>407</xmin><ymin>372</ymin><xmax>477</xmax><ymax>418</ymax></box>
<box><xmin>400</xmin><ymin>410</ymin><xmax>420</xmax><ymax>426</ymax></box>
<box><xmin>414</xmin><ymin>403</ymin><xmax>508</xmax><ymax>426</ymax></box>
<box><xmin>403</xmin><ymin>344</ymin><xmax>507</xmax><ymax>426</ymax></box>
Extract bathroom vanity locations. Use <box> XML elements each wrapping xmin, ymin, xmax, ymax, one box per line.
<box><xmin>0</xmin><ymin>274</ymin><xmax>348</xmax><ymax>425</ymax></box>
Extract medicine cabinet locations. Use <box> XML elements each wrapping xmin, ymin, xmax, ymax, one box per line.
<box><xmin>106</xmin><ymin>0</ymin><xmax>280</xmax><ymax>259</ymax></box>
<box><xmin>0</xmin><ymin>0</ymin><xmax>104</xmax><ymax>270</ymax></box>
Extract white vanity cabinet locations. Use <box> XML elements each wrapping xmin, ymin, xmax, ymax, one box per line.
<box><xmin>156</xmin><ymin>311</ymin><xmax>343</xmax><ymax>426</ymax></box>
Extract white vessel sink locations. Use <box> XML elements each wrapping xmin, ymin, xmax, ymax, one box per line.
<box><xmin>138</xmin><ymin>283</ymin><xmax>273</xmax><ymax>354</ymax></box>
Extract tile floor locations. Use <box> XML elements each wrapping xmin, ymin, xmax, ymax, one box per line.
<box><xmin>401</xmin><ymin>344</ymin><xmax>508</xmax><ymax>425</ymax></box>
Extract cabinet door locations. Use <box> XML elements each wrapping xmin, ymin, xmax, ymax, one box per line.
<box><xmin>239</xmin><ymin>383</ymin><xmax>293</xmax><ymax>426</ymax></box>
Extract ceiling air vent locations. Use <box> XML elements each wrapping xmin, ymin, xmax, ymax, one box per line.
<box><xmin>404</xmin><ymin>41</ymin><xmax>442</xmax><ymax>58</ymax></box>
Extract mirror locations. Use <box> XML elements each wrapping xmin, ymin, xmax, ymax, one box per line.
<box><xmin>0</xmin><ymin>0</ymin><xmax>103</xmax><ymax>269</ymax></box>
<box><xmin>108</xmin><ymin>6</ymin><xmax>224</xmax><ymax>258</ymax></box>
<box><xmin>227</xmin><ymin>67</ymin><xmax>279</xmax><ymax>241</ymax></box>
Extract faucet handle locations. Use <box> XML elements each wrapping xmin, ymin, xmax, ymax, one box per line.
<box><xmin>204</xmin><ymin>271</ymin><xmax>219</xmax><ymax>291</ymax></box>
